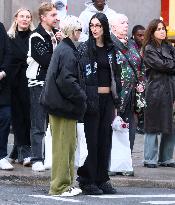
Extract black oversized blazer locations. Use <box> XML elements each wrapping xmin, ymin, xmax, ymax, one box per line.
<box><xmin>0</xmin><ymin>22</ymin><xmax>11</xmax><ymax>106</ymax></box>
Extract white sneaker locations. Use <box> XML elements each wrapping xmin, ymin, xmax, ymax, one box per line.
<box><xmin>44</xmin><ymin>163</ymin><xmax>51</xmax><ymax>170</ymax></box>
<box><xmin>23</xmin><ymin>157</ymin><xmax>31</xmax><ymax>166</ymax></box>
<box><xmin>32</xmin><ymin>162</ymin><xmax>45</xmax><ymax>172</ymax></box>
<box><xmin>59</xmin><ymin>187</ymin><xmax>82</xmax><ymax>197</ymax></box>
<box><xmin>0</xmin><ymin>158</ymin><xmax>14</xmax><ymax>170</ymax></box>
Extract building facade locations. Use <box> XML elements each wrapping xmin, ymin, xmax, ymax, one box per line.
<box><xmin>0</xmin><ymin>0</ymin><xmax>161</xmax><ymax>34</ymax></box>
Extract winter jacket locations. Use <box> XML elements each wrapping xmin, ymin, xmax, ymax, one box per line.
<box><xmin>78</xmin><ymin>41</ymin><xmax>122</xmax><ymax>115</ymax></box>
<box><xmin>111</xmin><ymin>34</ymin><xmax>146</xmax><ymax>115</ymax></box>
<box><xmin>0</xmin><ymin>22</ymin><xmax>11</xmax><ymax>106</ymax></box>
<box><xmin>9</xmin><ymin>30</ymin><xmax>30</xmax><ymax>86</ymax></box>
<box><xmin>143</xmin><ymin>42</ymin><xmax>175</xmax><ymax>135</ymax></box>
<box><xmin>28</xmin><ymin>23</ymin><xmax>58</xmax><ymax>86</ymax></box>
<box><xmin>40</xmin><ymin>37</ymin><xmax>87</xmax><ymax>120</ymax></box>
<box><xmin>79</xmin><ymin>2</ymin><xmax>116</xmax><ymax>42</ymax></box>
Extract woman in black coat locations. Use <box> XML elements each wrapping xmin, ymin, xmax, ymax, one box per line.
<box><xmin>143</xmin><ymin>19</ymin><xmax>175</xmax><ymax>168</ymax></box>
<box><xmin>0</xmin><ymin>22</ymin><xmax>14</xmax><ymax>170</ymax></box>
<box><xmin>7</xmin><ymin>8</ymin><xmax>35</xmax><ymax>165</ymax></box>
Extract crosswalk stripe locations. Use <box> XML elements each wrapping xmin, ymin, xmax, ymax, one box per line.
<box><xmin>141</xmin><ymin>201</ymin><xmax>175</xmax><ymax>204</ymax></box>
<box><xmin>89</xmin><ymin>194</ymin><xmax>175</xmax><ymax>199</ymax></box>
<box><xmin>29</xmin><ymin>195</ymin><xmax>81</xmax><ymax>203</ymax></box>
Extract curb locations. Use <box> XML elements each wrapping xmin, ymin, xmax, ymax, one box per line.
<box><xmin>0</xmin><ymin>174</ymin><xmax>50</xmax><ymax>186</ymax></box>
<box><xmin>111</xmin><ymin>176</ymin><xmax>175</xmax><ymax>189</ymax></box>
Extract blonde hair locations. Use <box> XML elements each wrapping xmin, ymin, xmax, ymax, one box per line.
<box><xmin>59</xmin><ymin>15</ymin><xmax>82</xmax><ymax>38</ymax></box>
<box><xmin>38</xmin><ymin>2</ymin><xmax>56</xmax><ymax>21</ymax></box>
<box><xmin>7</xmin><ymin>8</ymin><xmax>35</xmax><ymax>39</ymax></box>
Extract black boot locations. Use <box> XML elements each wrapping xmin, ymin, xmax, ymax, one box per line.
<box><xmin>79</xmin><ymin>183</ymin><xmax>103</xmax><ymax>195</ymax></box>
<box><xmin>98</xmin><ymin>181</ymin><xmax>117</xmax><ymax>194</ymax></box>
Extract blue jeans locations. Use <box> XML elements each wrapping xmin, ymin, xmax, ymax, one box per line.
<box><xmin>30</xmin><ymin>86</ymin><xmax>47</xmax><ymax>162</ymax></box>
<box><xmin>144</xmin><ymin>133</ymin><xmax>175</xmax><ymax>165</ymax></box>
<box><xmin>0</xmin><ymin>106</ymin><xmax>11</xmax><ymax>160</ymax></box>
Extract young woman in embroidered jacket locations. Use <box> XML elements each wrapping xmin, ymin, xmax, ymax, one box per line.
<box><xmin>143</xmin><ymin>19</ymin><xmax>175</xmax><ymax>168</ymax></box>
<box><xmin>77</xmin><ymin>13</ymin><xmax>121</xmax><ymax>195</ymax></box>
<box><xmin>7</xmin><ymin>8</ymin><xmax>35</xmax><ymax>166</ymax></box>
<box><xmin>40</xmin><ymin>15</ymin><xmax>87</xmax><ymax>197</ymax></box>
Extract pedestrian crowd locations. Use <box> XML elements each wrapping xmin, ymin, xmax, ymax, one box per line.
<box><xmin>0</xmin><ymin>0</ymin><xmax>175</xmax><ymax>197</ymax></box>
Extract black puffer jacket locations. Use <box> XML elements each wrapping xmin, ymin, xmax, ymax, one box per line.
<box><xmin>144</xmin><ymin>42</ymin><xmax>175</xmax><ymax>135</ymax></box>
<box><xmin>40</xmin><ymin>38</ymin><xmax>87</xmax><ymax>120</ymax></box>
<box><xmin>78</xmin><ymin>41</ymin><xmax>122</xmax><ymax>114</ymax></box>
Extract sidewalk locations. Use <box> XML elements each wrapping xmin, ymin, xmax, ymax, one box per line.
<box><xmin>0</xmin><ymin>134</ymin><xmax>175</xmax><ymax>189</ymax></box>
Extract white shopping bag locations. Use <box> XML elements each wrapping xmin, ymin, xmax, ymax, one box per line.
<box><xmin>75</xmin><ymin>123</ymin><xmax>88</xmax><ymax>167</ymax></box>
<box><xmin>44</xmin><ymin>124</ymin><xmax>52</xmax><ymax>170</ymax></box>
<box><xmin>109</xmin><ymin>116</ymin><xmax>133</xmax><ymax>172</ymax></box>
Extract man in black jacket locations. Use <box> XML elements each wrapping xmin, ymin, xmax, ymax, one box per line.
<box><xmin>27</xmin><ymin>2</ymin><xmax>59</xmax><ymax>172</ymax></box>
<box><xmin>0</xmin><ymin>22</ymin><xmax>13</xmax><ymax>170</ymax></box>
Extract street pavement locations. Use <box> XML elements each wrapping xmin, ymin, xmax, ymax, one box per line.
<box><xmin>0</xmin><ymin>133</ymin><xmax>175</xmax><ymax>189</ymax></box>
<box><xmin>1</xmin><ymin>185</ymin><xmax>175</xmax><ymax>205</ymax></box>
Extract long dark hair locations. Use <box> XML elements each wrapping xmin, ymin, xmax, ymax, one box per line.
<box><xmin>143</xmin><ymin>19</ymin><xmax>168</xmax><ymax>51</ymax></box>
<box><xmin>87</xmin><ymin>12</ymin><xmax>113</xmax><ymax>59</ymax></box>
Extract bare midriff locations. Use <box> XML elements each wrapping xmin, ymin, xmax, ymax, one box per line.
<box><xmin>98</xmin><ymin>87</ymin><xmax>111</xmax><ymax>94</ymax></box>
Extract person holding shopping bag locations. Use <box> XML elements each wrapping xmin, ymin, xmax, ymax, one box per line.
<box><xmin>110</xmin><ymin>14</ymin><xmax>146</xmax><ymax>154</ymax></box>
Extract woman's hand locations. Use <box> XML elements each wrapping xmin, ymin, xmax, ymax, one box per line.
<box><xmin>0</xmin><ymin>71</ymin><xmax>6</xmax><ymax>80</ymax></box>
<box><xmin>136</xmin><ymin>83</ymin><xmax>144</xmax><ymax>93</ymax></box>
<box><xmin>55</xmin><ymin>30</ymin><xmax>63</xmax><ymax>41</ymax></box>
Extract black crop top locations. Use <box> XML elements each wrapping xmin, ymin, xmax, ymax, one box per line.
<box><xmin>96</xmin><ymin>46</ymin><xmax>111</xmax><ymax>87</ymax></box>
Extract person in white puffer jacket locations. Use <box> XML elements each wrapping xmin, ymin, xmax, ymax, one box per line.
<box><xmin>79</xmin><ymin>0</ymin><xmax>117</xmax><ymax>42</ymax></box>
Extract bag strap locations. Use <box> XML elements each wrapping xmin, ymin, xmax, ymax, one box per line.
<box><xmin>108</xmin><ymin>53</ymin><xmax>118</xmax><ymax>100</ymax></box>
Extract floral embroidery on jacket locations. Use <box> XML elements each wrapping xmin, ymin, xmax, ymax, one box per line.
<box><xmin>112</xmin><ymin>36</ymin><xmax>146</xmax><ymax>114</ymax></box>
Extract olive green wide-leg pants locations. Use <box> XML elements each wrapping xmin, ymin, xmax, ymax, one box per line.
<box><xmin>49</xmin><ymin>115</ymin><xmax>76</xmax><ymax>195</ymax></box>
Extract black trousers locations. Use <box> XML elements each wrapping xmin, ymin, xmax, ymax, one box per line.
<box><xmin>0</xmin><ymin>106</ymin><xmax>11</xmax><ymax>160</ymax></box>
<box><xmin>10</xmin><ymin>71</ymin><xmax>31</xmax><ymax>161</ymax></box>
<box><xmin>77</xmin><ymin>93</ymin><xmax>114</xmax><ymax>184</ymax></box>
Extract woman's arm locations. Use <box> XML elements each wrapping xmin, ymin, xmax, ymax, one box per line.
<box><xmin>144</xmin><ymin>48</ymin><xmax>175</xmax><ymax>74</ymax></box>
